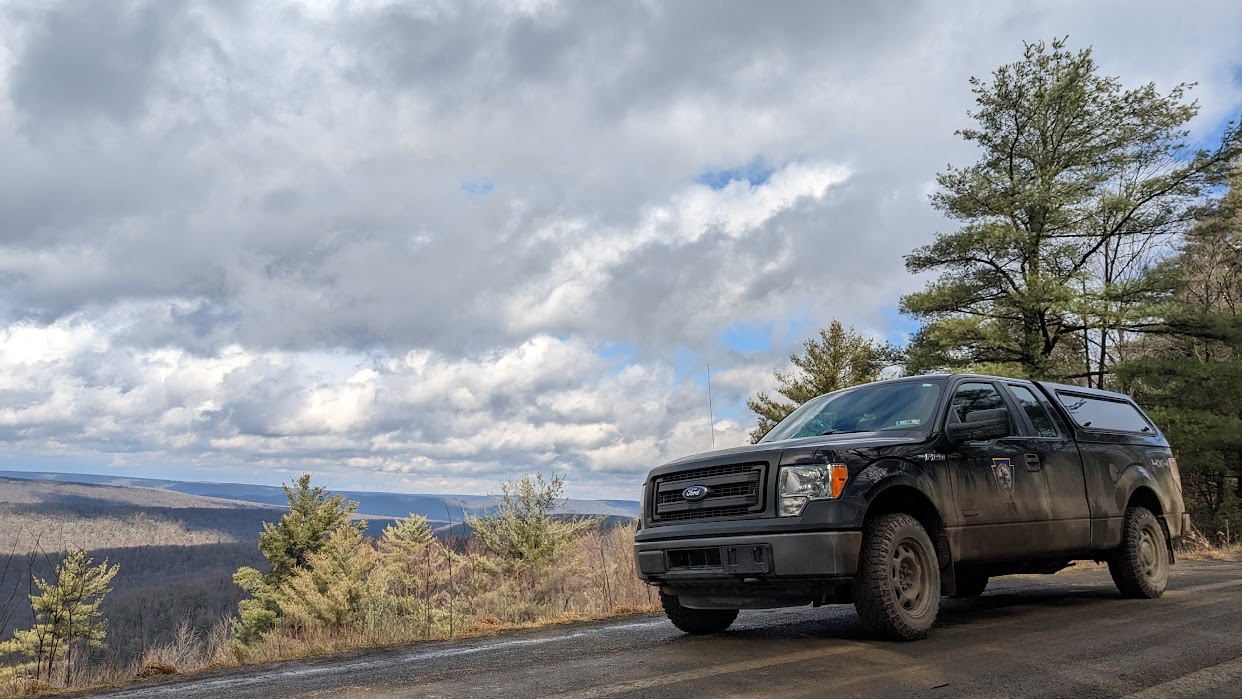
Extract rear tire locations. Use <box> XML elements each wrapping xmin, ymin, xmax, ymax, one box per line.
<box><xmin>853</xmin><ymin>513</ymin><xmax>940</xmax><ymax>640</ymax></box>
<box><xmin>660</xmin><ymin>591</ymin><xmax>738</xmax><ymax>634</ymax></box>
<box><xmin>1108</xmin><ymin>506</ymin><xmax>1169</xmax><ymax>599</ymax></box>
<box><xmin>952</xmin><ymin>574</ymin><xmax>989</xmax><ymax>599</ymax></box>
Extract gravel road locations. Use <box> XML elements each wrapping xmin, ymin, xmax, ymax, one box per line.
<box><xmin>88</xmin><ymin>556</ymin><xmax>1242</xmax><ymax>698</ymax></box>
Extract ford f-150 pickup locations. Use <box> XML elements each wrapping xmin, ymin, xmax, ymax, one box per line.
<box><xmin>634</xmin><ymin>374</ymin><xmax>1188</xmax><ymax>640</ymax></box>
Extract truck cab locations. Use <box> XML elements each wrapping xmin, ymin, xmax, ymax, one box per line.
<box><xmin>634</xmin><ymin>374</ymin><xmax>1189</xmax><ymax>639</ymax></box>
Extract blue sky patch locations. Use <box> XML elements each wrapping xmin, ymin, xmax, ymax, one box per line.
<box><xmin>879</xmin><ymin>305</ymin><xmax>920</xmax><ymax>345</ymax></box>
<box><xmin>598</xmin><ymin>342</ymin><xmax>640</xmax><ymax>375</ymax></box>
<box><xmin>696</xmin><ymin>157</ymin><xmax>774</xmax><ymax>190</ymax></box>
<box><xmin>720</xmin><ymin>321</ymin><xmax>773</xmax><ymax>353</ymax></box>
<box><xmin>672</xmin><ymin>347</ymin><xmax>699</xmax><ymax>382</ymax></box>
<box><xmin>460</xmin><ymin>179</ymin><xmax>495</xmax><ymax>196</ymax></box>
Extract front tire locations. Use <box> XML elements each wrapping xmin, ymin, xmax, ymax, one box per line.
<box><xmin>853</xmin><ymin>513</ymin><xmax>941</xmax><ymax>640</ymax></box>
<box><xmin>660</xmin><ymin>591</ymin><xmax>738</xmax><ymax>634</ymax></box>
<box><xmin>1108</xmin><ymin>506</ymin><xmax>1169</xmax><ymax>599</ymax></box>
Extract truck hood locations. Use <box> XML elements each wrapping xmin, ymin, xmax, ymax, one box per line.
<box><xmin>651</xmin><ymin>431</ymin><xmax>931</xmax><ymax>478</ymax></box>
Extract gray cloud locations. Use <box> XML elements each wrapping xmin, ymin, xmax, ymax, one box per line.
<box><xmin>10</xmin><ymin>1</ymin><xmax>180</xmax><ymax>127</ymax></box>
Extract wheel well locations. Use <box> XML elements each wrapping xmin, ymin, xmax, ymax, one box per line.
<box><xmin>865</xmin><ymin>485</ymin><xmax>943</xmax><ymax>533</ymax></box>
<box><xmin>1128</xmin><ymin>486</ymin><xmax>1164</xmax><ymax>518</ymax></box>
<box><xmin>864</xmin><ymin>485</ymin><xmax>951</xmax><ymax>581</ymax></box>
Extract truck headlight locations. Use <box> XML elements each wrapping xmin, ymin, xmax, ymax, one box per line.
<box><xmin>778</xmin><ymin>464</ymin><xmax>848</xmax><ymax>517</ymax></box>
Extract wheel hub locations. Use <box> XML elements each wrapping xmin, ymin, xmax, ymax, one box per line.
<box><xmin>891</xmin><ymin>540</ymin><xmax>928</xmax><ymax>612</ymax></box>
<box><xmin>1139</xmin><ymin>526</ymin><xmax>1161</xmax><ymax>579</ymax></box>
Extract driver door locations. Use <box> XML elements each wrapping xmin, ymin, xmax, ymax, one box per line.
<box><xmin>947</xmin><ymin>380</ymin><xmax>1052</xmax><ymax>561</ymax></box>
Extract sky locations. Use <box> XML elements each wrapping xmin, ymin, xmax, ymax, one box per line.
<box><xmin>1</xmin><ymin>0</ymin><xmax>1241</xmax><ymax>499</ymax></box>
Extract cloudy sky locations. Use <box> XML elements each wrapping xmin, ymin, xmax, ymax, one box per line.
<box><xmin>1</xmin><ymin>0</ymin><xmax>1240</xmax><ymax>499</ymax></box>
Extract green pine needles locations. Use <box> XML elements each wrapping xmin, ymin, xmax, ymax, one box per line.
<box><xmin>0</xmin><ymin>548</ymin><xmax>119</xmax><ymax>687</ymax></box>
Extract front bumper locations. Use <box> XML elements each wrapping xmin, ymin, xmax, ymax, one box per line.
<box><xmin>634</xmin><ymin>530</ymin><xmax>861</xmax><ymax>581</ymax></box>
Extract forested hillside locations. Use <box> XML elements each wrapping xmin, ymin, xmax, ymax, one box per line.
<box><xmin>0</xmin><ymin>471</ymin><xmax>640</xmax><ymax>519</ymax></box>
<box><xmin>0</xmin><ymin>477</ymin><xmax>281</xmax><ymax>553</ymax></box>
<box><xmin>0</xmin><ymin>478</ymin><xmax>283</xmax><ymax>666</ymax></box>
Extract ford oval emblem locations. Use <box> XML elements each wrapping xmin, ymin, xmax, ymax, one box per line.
<box><xmin>682</xmin><ymin>485</ymin><xmax>709</xmax><ymax>502</ymax></box>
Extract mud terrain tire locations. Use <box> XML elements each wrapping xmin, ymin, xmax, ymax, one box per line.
<box><xmin>1108</xmin><ymin>506</ymin><xmax>1169</xmax><ymax>599</ymax></box>
<box><xmin>853</xmin><ymin>513</ymin><xmax>940</xmax><ymax>640</ymax></box>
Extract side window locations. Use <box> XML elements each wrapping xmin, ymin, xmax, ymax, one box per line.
<box><xmin>1032</xmin><ymin>389</ymin><xmax>1070</xmax><ymax>434</ymax></box>
<box><xmin>951</xmin><ymin>382</ymin><xmax>1008</xmax><ymax>422</ymax></box>
<box><xmin>1007</xmin><ymin>385</ymin><xmax>1060</xmax><ymax>437</ymax></box>
<box><xmin>1056</xmin><ymin>392</ymin><xmax>1152</xmax><ymax>433</ymax></box>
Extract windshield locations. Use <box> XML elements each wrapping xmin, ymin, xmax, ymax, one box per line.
<box><xmin>758</xmin><ymin>379</ymin><xmax>945</xmax><ymax>443</ymax></box>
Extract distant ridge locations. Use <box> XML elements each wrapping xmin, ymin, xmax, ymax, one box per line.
<box><xmin>0</xmin><ymin>470</ymin><xmax>641</xmax><ymax>521</ymax></box>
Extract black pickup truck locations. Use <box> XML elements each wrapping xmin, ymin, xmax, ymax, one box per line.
<box><xmin>634</xmin><ymin>374</ymin><xmax>1189</xmax><ymax>640</ymax></box>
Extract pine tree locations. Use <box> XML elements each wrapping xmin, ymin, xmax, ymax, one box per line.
<box><xmin>231</xmin><ymin>568</ymin><xmax>281</xmax><ymax>645</ymax></box>
<box><xmin>0</xmin><ymin>548</ymin><xmax>118</xmax><ymax>686</ymax></box>
<box><xmin>902</xmin><ymin>38</ymin><xmax>1241</xmax><ymax>383</ymax></box>
<box><xmin>466</xmin><ymin>473</ymin><xmax>599</xmax><ymax>571</ymax></box>
<box><xmin>258</xmin><ymin>474</ymin><xmax>364</xmax><ymax>583</ymax></box>
<box><xmin>746</xmin><ymin>320</ymin><xmax>899</xmax><ymax>442</ymax></box>
<box><xmin>377</xmin><ymin>515</ymin><xmax>447</xmax><ymax>638</ymax></box>
<box><xmin>232</xmin><ymin>474</ymin><xmax>364</xmax><ymax>642</ymax></box>
<box><xmin>1118</xmin><ymin>167</ymin><xmax>1242</xmax><ymax>537</ymax></box>
<box><xmin>274</xmin><ymin>526</ymin><xmax>383</xmax><ymax>633</ymax></box>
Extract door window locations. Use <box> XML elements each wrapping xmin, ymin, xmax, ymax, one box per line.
<box><xmin>1007</xmin><ymin>385</ymin><xmax>1060</xmax><ymax>437</ymax></box>
<box><xmin>950</xmin><ymin>382</ymin><xmax>1010</xmax><ymax>424</ymax></box>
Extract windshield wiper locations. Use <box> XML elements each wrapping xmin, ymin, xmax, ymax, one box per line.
<box><xmin>821</xmin><ymin>429</ymin><xmax>865</xmax><ymax>436</ymax></box>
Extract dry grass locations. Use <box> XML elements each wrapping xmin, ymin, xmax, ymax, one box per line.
<box><xmin>1173</xmin><ymin>526</ymin><xmax>1242</xmax><ymax>561</ymax></box>
<box><xmin>1177</xmin><ymin>541</ymin><xmax>1242</xmax><ymax>561</ymax></box>
<box><xmin>1051</xmin><ymin>530</ymin><xmax>1242</xmax><ymax>572</ymax></box>
<box><xmin>224</xmin><ymin>523</ymin><xmax>657</xmax><ymax>666</ymax></box>
<box><xmin>212</xmin><ymin>604</ymin><xmax>660</xmax><ymax>670</ymax></box>
<box><xmin>135</xmin><ymin>619</ymin><xmax>232</xmax><ymax>677</ymax></box>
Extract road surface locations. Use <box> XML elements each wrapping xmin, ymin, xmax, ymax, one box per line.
<box><xmin>91</xmin><ymin>556</ymin><xmax>1242</xmax><ymax>698</ymax></box>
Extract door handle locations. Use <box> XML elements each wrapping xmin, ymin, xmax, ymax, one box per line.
<box><xmin>1024</xmin><ymin>453</ymin><xmax>1042</xmax><ymax>472</ymax></box>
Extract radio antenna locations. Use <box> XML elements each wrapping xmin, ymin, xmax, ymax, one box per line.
<box><xmin>706</xmin><ymin>362</ymin><xmax>716</xmax><ymax>450</ymax></box>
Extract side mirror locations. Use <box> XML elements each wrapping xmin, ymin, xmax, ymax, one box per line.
<box><xmin>945</xmin><ymin>408</ymin><xmax>1011</xmax><ymax>446</ymax></box>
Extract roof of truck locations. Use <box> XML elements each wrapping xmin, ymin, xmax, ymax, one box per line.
<box><xmin>890</xmin><ymin>373</ymin><xmax>1137</xmax><ymax>403</ymax></box>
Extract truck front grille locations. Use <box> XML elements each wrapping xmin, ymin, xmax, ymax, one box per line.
<box><xmin>650</xmin><ymin>462</ymin><xmax>766</xmax><ymax>523</ymax></box>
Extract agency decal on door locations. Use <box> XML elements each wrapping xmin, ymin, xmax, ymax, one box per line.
<box><xmin>991</xmin><ymin>457</ymin><xmax>1014</xmax><ymax>500</ymax></box>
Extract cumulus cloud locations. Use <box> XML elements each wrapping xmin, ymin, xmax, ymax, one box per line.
<box><xmin>0</xmin><ymin>311</ymin><xmax>748</xmax><ymax>496</ymax></box>
<box><xmin>0</xmin><ymin>0</ymin><xmax>1240</xmax><ymax>496</ymax></box>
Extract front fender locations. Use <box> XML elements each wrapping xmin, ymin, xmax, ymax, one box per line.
<box><xmin>854</xmin><ymin>459</ymin><xmax>958</xmax><ymax>527</ymax></box>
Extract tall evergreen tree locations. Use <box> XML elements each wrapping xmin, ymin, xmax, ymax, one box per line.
<box><xmin>1118</xmin><ymin>168</ymin><xmax>1242</xmax><ymax>537</ymax></box>
<box><xmin>746</xmin><ymin>320</ymin><xmax>899</xmax><ymax>442</ymax></box>
<box><xmin>902</xmin><ymin>38</ymin><xmax>1241</xmax><ymax>383</ymax></box>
